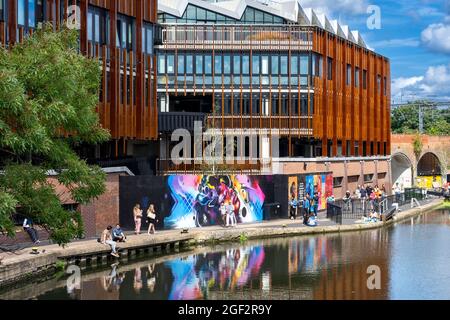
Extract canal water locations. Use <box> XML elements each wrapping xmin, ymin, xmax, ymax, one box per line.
<box><xmin>2</xmin><ymin>209</ymin><xmax>450</xmax><ymax>300</ymax></box>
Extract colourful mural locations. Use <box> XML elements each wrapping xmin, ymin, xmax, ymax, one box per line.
<box><xmin>164</xmin><ymin>175</ymin><xmax>266</xmax><ymax>229</ymax></box>
<box><xmin>305</xmin><ymin>174</ymin><xmax>333</xmax><ymax>210</ymax></box>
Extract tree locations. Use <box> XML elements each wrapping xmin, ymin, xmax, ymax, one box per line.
<box><xmin>0</xmin><ymin>25</ymin><xmax>110</xmax><ymax>246</ymax></box>
<box><xmin>391</xmin><ymin>101</ymin><xmax>450</xmax><ymax>135</ymax></box>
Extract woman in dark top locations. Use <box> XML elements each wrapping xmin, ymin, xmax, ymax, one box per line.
<box><xmin>146</xmin><ymin>204</ymin><xmax>158</xmax><ymax>235</ymax></box>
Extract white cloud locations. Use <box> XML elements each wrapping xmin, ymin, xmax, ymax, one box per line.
<box><xmin>421</xmin><ymin>18</ymin><xmax>450</xmax><ymax>54</ymax></box>
<box><xmin>391</xmin><ymin>64</ymin><xmax>450</xmax><ymax>102</ymax></box>
<box><xmin>370</xmin><ymin>37</ymin><xmax>420</xmax><ymax>49</ymax></box>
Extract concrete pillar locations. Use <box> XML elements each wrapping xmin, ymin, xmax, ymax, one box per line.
<box><xmin>375</xmin><ymin>160</ymin><xmax>379</xmax><ymax>186</ymax></box>
<box><xmin>343</xmin><ymin>160</ymin><xmax>348</xmax><ymax>193</ymax></box>
<box><xmin>359</xmin><ymin>160</ymin><xmax>364</xmax><ymax>186</ymax></box>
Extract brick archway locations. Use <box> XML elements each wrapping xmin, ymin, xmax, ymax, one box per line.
<box><xmin>391</xmin><ymin>152</ymin><xmax>414</xmax><ymax>188</ymax></box>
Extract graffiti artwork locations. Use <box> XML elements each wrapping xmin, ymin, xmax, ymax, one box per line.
<box><xmin>164</xmin><ymin>175</ymin><xmax>266</xmax><ymax>229</ymax></box>
<box><xmin>304</xmin><ymin>174</ymin><xmax>333</xmax><ymax>210</ymax></box>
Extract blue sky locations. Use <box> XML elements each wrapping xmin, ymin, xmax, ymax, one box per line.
<box><xmin>300</xmin><ymin>0</ymin><xmax>450</xmax><ymax>102</ymax></box>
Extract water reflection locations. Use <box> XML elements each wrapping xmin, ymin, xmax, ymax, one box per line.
<box><xmin>2</xmin><ymin>209</ymin><xmax>449</xmax><ymax>300</ymax></box>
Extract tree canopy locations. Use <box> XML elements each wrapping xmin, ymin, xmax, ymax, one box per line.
<box><xmin>391</xmin><ymin>101</ymin><xmax>450</xmax><ymax>135</ymax></box>
<box><xmin>0</xmin><ymin>25</ymin><xmax>110</xmax><ymax>245</ymax></box>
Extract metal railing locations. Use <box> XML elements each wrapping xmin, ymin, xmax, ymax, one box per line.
<box><xmin>326</xmin><ymin>188</ymin><xmax>426</xmax><ymax>224</ymax></box>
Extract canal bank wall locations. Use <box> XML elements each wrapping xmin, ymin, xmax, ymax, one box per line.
<box><xmin>0</xmin><ymin>199</ymin><xmax>443</xmax><ymax>289</ymax></box>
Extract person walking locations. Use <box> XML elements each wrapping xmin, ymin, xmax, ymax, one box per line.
<box><xmin>302</xmin><ymin>196</ymin><xmax>310</xmax><ymax>225</ymax></box>
<box><xmin>146</xmin><ymin>204</ymin><xmax>158</xmax><ymax>235</ymax></box>
<box><xmin>289</xmin><ymin>196</ymin><xmax>298</xmax><ymax>220</ymax></box>
<box><xmin>220</xmin><ymin>202</ymin><xmax>228</xmax><ymax>227</ymax></box>
<box><xmin>23</xmin><ymin>217</ymin><xmax>40</xmax><ymax>244</ymax></box>
<box><xmin>226</xmin><ymin>202</ymin><xmax>237</xmax><ymax>227</ymax></box>
<box><xmin>360</xmin><ymin>185</ymin><xmax>367</xmax><ymax>213</ymax></box>
<box><xmin>101</xmin><ymin>226</ymin><xmax>119</xmax><ymax>257</ymax></box>
<box><xmin>133</xmin><ymin>204</ymin><xmax>143</xmax><ymax>235</ymax></box>
<box><xmin>312</xmin><ymin>192</ymin><xmax>319</xmax><ymax>217</ymax></box>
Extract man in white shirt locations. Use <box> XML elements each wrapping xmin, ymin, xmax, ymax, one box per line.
<box><xmin>23</xmin><ymin>217</ymin><xmax>40</xmax><ymax>244</ymax></box>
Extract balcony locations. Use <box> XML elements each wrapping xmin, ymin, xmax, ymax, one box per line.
<box><xmin>158</xmin><ymin>112</ymin><xmax>206</xmax><ymax>133</ymax></box>
<box><xmin>206</xmin><ymin>115</ymin><xmax>314</xmax><ymax>136</ymax></box>
<box><xmin>156</xmin><ymin>158</ymin><xmax>270</xmax><ymax>175</ymax></box>
<box><xmin>159</xmin><ymin>24</ymin><xmax>313</xmax><ymax>51</ymax></box>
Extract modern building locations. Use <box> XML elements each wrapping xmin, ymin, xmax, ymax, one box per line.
<box><xmin>155</xmin><ymin>0</ymin><xmax>392</xmax><ymax>195</ymax></box>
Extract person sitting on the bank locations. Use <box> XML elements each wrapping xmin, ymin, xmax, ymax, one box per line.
<box><xmin>101</xmin><ymin>226</ymin><xmax>120</xmax><ymax>258</ymax></box>
<box><xmin>23</xmin><ymin>217</ymin><xmax>40</xmax><ymax>244</ymax></box>
<box><xmin>112</xmin><ymin>224</ymin><xmax>126</xmax><ymax>242</ymax></box>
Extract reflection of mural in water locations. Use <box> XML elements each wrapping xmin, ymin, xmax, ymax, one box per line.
<box><xmin>288</xmin><ymin>237</ymin><xmax>332</xmax><ymax>274</ymax></box>
<box><xmin>165</xmin><ymin>175</ymin><xmax>266</xmax><ymax>229</ymax></box>
<box><xmin>165</xmin><ymin>246</ymin><xmax>265</xmax><ymax>300</ymax></box>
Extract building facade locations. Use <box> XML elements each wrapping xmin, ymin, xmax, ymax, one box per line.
<box><xmin>156</xmin><ymin>0</ymin><xmax>391</xmax><ymax>178</ymax></box>
<box><xmin>0</xmin><ymin>0</ymin><xmax>159</xmax><ymax>167</ymax></box>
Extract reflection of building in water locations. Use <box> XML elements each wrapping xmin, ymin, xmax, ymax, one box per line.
<box><xmin>311</xmin><ymin>230</ymin><xmax>390</xmax><ymax>299</ymax></box>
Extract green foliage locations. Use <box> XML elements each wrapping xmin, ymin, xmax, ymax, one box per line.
<box><xmin>0</xmin><ymin>25</ymin><xmax>109</xmax><ymax>245</ymax></box>
<box><xmin>55</xmin><ymin>260</ymin><xmax>67</xmax><ymax>271</ymax></box>
<box><xmin>391</xmin><ymin>101</ymin><xmax>450</xmax><ymax>136</ymax></box>
<box><xmin>412</xmin><ymin>134</ymin><xmax>423</xmax><ymax>158</ymax></box>
<box><xmin>239</xmin><ymin>233</ymin><xmax>248</xmax><ymax>243</ymax></box>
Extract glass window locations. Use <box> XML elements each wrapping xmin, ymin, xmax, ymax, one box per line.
<box><xmin>158</xmin><ymin>55</ymin><xmax>166</xmax><ymax>74</ymax></box>
<box><xmin>233</xmin><ymin>56</ymin><xmax>240</xmax><ymax>74</ymax></box>
<box><xmin>205</xmin><ymin>55</ymin><xmax>212</xmax><ymax>74</ymax></box>
<box><xmin>291</xmin><ymin>96</ymin><xmax>299</xmax><ymax>115</ymax></box>
<box><xmin>186</xmin><ymin>55</ymin><xmax>193</xmax><ymax>74</ymax></box>
<box><xmin>327</xmin><ymin>57</ymin><xmax>333</xmax><ymax>80</ymax></box>
<box><xmin>261</xmin><ymin>56</ymin><xmax>269</xmax><ymax>75</ymax></box>
<box><xmin>255</xmin><ymin>10</ymin><xmax>263</xmax><ymax>23</ymax></box>
<box><xmin>18</xmin><ymin>0</ymin><xmax>25</xmax><ymax>25</ymax></box>
<box><xmin>196</xmin><ymin>55</ymin><xmax>203</xmax><ymax>75</ymax></box>
<box><xmin>167</xmin><ymin>55</ymin><xmax>175</xmax><ymax>74</ymax></box>
<box><xmin>224</xmin><ymin>55</ymin><xmax>231</xmax><ymax>74</ymax></box>
<box><xmin>214</xmin><ymin>55</ymin><xmax>222</xmax><ymax>74</ymax></box>
<box><xmin>177</xmin><ymin>55</ymin><xmax>185</xmax><ymax>74</ymax></box>
<box><xmin>252</xmin><ymin>95</ymin><xmax>259</xmax><ymax>115</ymax></box>
<box><xmin>291</xmin><ymin>56</ymin><xmax>298</xmax><ymax>75</ymax></box>
<box><xmin>197</xmin><ymin>8</ymin><xmax>206</xmax><ymax>20</ymax></box>
<box><xmin>242</xmin><ymin>55</ymin><xmax>250</xmax><ymax>74</ymax></box>
<box><xmin>346</xmin><ymin>64</ymin><xmax>352</xmax><ymax>86</ymax></box>
<box><xmin>252</xmin><ymin>55</ymin><xmax>260</xmax><ymax>74</ymax></box>
<box><xmin>186</xmin><ymin>5</ymin><xmax>196</xmax><ymax>20</ymax></box>
<box><xmin>281</xmin><ymin>95</ymin><xmax>288</xmax><ymax>115</ymax></box>
<box><xmin>280</xmin><ymin>56</ymin><xmax>288</xmax><ymax>75</ymax></box>
<box><xmin>271</xmin><ymin>95</ymin><xmax>278</xmax><ymax>115</ymax></box>
<box><xmin>355</xmin><ymin>67</ymin><xmax>360</xmax><ymax>87</ymax></box>
<box><xmin>0</xmin><ymin>0</ymin><xmax>3</xmax><ymax>21</ymax></box>
<box><xmin>88</xmin><ymin>12</ymin><xmax>93</xmax><ymax>41</ymax></box>
<box><xmin>206</xmin><ymin>10</ymin><xmax>216</xmax><ymax>21</ymax></box>
<box><xmin>94</xmin><ymin>14</ymin><xmax>100</xmax><ymax>42</ymax></box>
<box><xmin>28</xmin><ymin>0</ymin><xmax>35</xmax><ymax>28</ymax></box>
<box><xmin>300</xmin><ymin>94</ymin><xmax>308</xmax><ymax>115</ymax></box>
<box><xmin>300</xmin><ymin>55</ymin><xmax>309</xmax><ymax>74</ymax></box>
<box><xmin>271</xmin><ymin>56</ymin><xmax>279</xmax><ymax>74</ymax></box>
<box><xmin>146</xmin><ymin>27</ymin><xmax>153</xmax><ymax>54</ymax></box>
<box><xmin>363</xmin><ymin>70</ymin><xmax>367</xmax><ymax>89</ymax></box>
<box><xmin>377</xmin><ymin>75</ymin><xmax>381</xmax><ymax>93</ymax></box>
<box><xmin>318</xmin><ymin>56</ymin><xmax>323</xmax><ymax>77</ymax></box>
